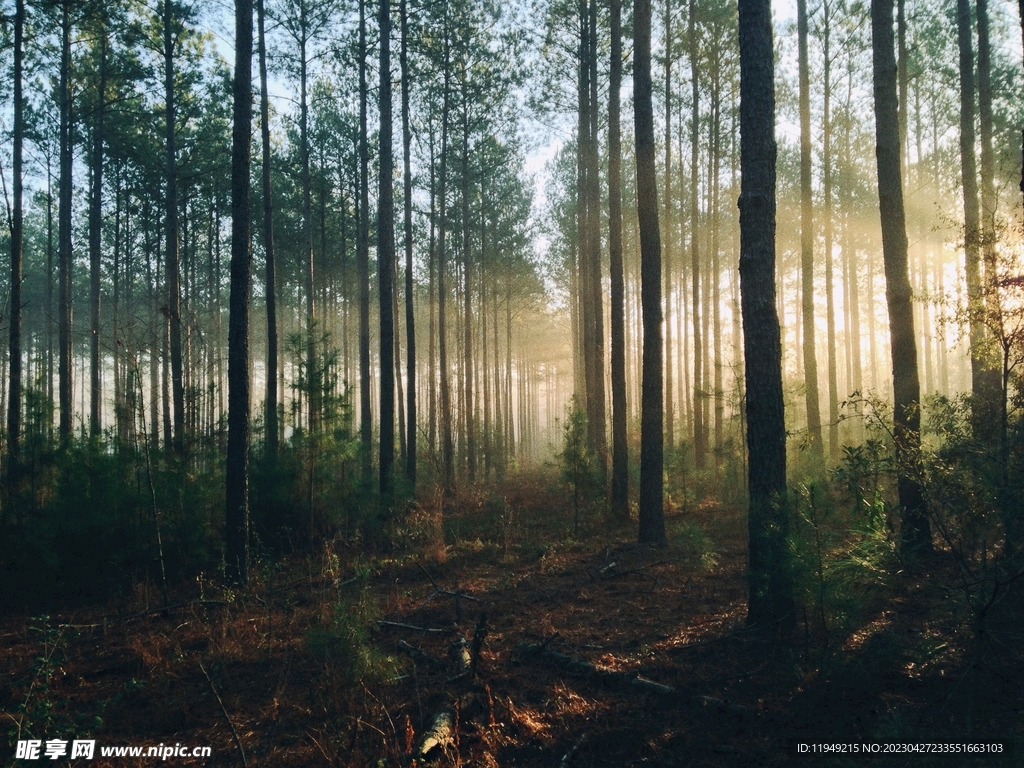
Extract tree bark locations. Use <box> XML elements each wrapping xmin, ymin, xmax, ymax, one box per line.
<box><xmin>59</xmin><ymin>0</ymin><xmax>73</xmax><ymax>445</ymax></box>
<box><xmin>257</xmin><ymin>0</ymin><xmax>278</xmax><ymax>458</ymax></box>
<box><xmin>609</xmin><ymin>0</ymin><xmax>628</xmax><ymax>520</ymax></box>
<box><xmin>401</xmin><ymin>0</ymin><xmax>416</xmax><ymax>488</ymax></box>
<box><xmin>635</xmin><ymin>0</ymin><xmax>665</xmax><ymax>545</ymax></box>
<box><xmin>358</xmin><ymin>0</ymin><xmax>372</xmax><ymax>480</ymax></box>
<box><xmin>8</xmin><ymin>0</ymin><xmax>24</xmax><ymax>483</ymax></box>
<box><xmin>89</xmin><ymin>30</ymin><xmax>109</xmax><ymax>438</ymax></box>
<box><xmin>164</xmin><ymin>0</ymin><xmax>185</xmax><ymax>454</ymax></box>
<box><xmin>379</xmin><ymin>0</ymin><xmax>396</xmax><ymax>510</ymax></box>
<box><xmin>689</xmin><ymin>0</ymin><xmax>705</xmax><ymax>470</ymax></box>
<box><xmin>872</xmin><ymin>0</ymin><xmax>931</xmax><ymax>555</ymax></box>
<box><xmin>739</xmin><ymin>0</ymin><xmax>793</xmax><ymax>631</ymax></box>
<box><xmin>226</xmin><ymin>0</ymin><xmax>254</xmax><ymax>587</ymax></box>
<box><xmin>798</xmin><ymin>0</ymin><xmax>824</xmax><ymax>468</ymax></box>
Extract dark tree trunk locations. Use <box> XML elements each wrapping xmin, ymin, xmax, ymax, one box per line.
<box><xmin>379</xmin><ymin>0</ymin><xmax>396</xmax><ymax>510</ymax></box>
<box><xmin>872</xmin><ymin>0</ymin><xmax>931</xmax><ymax>555</ymax></box>
<box><xmin>59</xmin><ymin>0</ymin><xmax>73</xmax><ymax>445</ymax></box>
<box><xmin>89</xmin><ymin>30</ymin><xmax>109</xmax><ymax>438</ymax></box>
<box><xmin>663</xmin><ymin>0</ymin><xmax>674</xmax><ymax>451</ymax></box>
<box><xmin>689</xmin><ymin>0</ymin><xmax>705</xmax><ymax>470</ymax></box>
<box><xmin>226</xmin><ymin>0</ymin><xmax>254</xmax><ymax>587</ymax></box>
<box><xmin>798</xmin><ymin>0</ymin><xmax>824</xmax><ymax>467</ymax></box>
<box><xmin>976</xmin><ymin>0</ymin><xmax>1003</xmax><ymax>419</ymax></box>
<box><xmin>164</xmin><ymin>0</ymin><xmax>185</xmax><ymax>454</ymax></box>
<box><xmin>438</xmin><ymin>11</ymin><xmax>455</xmax><ymax>495</ymax></box>
<box><xmin>358</xmin><ymin>0</ymin><xmax>372</xmax><ymax>480</ymax></box>
<box><xmin>608</xmin><ymin>0</ymin><xmax>628</xmax><ymax>520</ymax></box>
<box><xmin>957</xmin><ymin>0</ymin><xmax>987</xmax><ymax>429</ymax></box>
<box><xmin>739</xmin><ymin>0</ymin><xmax>794</xmax><ymax>631</ymax></box>
<box><xmin>635</xmin><ymin>0</ymin><xmax>665</xmax><ymax>546</ymax></box>
<box><xmin>401</xmin><ymin>0</ymin><xmax>416</xmax><ymax>488</ymax></box>
<box><xmin>461</xmin><ymin>84</ymin><xmax>475</xmax><ymax>484</ymax></box>
<box><xmin>7</xmin><ymin>0</ymin><xmax>24</xmax><ymax>489</ymax></box>
<box><xmin>823</xmin><ymin>0</ymin><xmax>839</xmax><ymax>463</ymax></box>
<box><xmin>257</xmin><ymin>0</ymin><xmax>278</xmax><ymax>458</ymax></box>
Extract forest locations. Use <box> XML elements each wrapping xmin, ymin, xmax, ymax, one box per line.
<box><xmin>0</xmin><ymin>0</ymin><xmax>1023</xmax><ymax>763</ymax></box>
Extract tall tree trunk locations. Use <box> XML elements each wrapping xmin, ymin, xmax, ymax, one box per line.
<box><xmin>7</xmin><ymin>0</ymin><xmax>24</xmax><ymax>499</ymax></box>
<box><xmin>379</xmin><ymin>0</ymin><xmax>396</xmax><ymax>510</ymax></box>
<box><xmin>663</xmin><ymin>0</ymin><xmax>674</xmax><ymax>451</ymax></box>
<box><xmin>298</xmin><ymin>8</ymin><xmax>317</xmax><ymax>440</ymax></box>
<box><xmin>226</xmin><ymin>0</ymin><xmax>254</xmax><ymax>587</ymax></box>
<box><xmin>823</xmin><ymin>0</ymin><xmax>840</xmax><ymax>462</ymax></box>
<box><xmin>358</xmin><ymin>0</ymin><xmax>372</xmax><ymax>480</ymax></box>
<box><xmin>164</xmin><ymin>0</ymin><xmax>185</xmax><ymax>454</ymax></box>
<box><xmin>976</xmin><ymin>0</ymin><xmax>1002</xmax><ymax>415</ymax></box>
<box><xmin>798</xmin><ymin>0</ymin><xmax>824</xmax><ymax>467</ymax></box>
<box><xmin>635</xmin><ymin>0</ymin><xmax>665</xmax><ymax>545</ymax></box>
<box><xmin>438</xmin><ymin>10</ymin><xmax>455</xmax><ymax>494</ymax></box>
<box><xmin>739</xmin><ymin>0</ymin><xmax>793</xmax><ymax>631</ymax></box>
<box><xmin>689</xmin><ymin>0</ymin><xmax>706</xmax><ymax>470</ymax></box>
<box><xmin>461</xmin><ymin>82</ymin><xmax>475</xmax><ymax>484</ymax></box>
<box><xmin>258</xmin><ymin>0</ymin><xmax>278</xmax><ymax>458</ymax></box>
<box><xmin>609</xmin><ymin>0</ymin><xmax>628</xmax><ymax>520</ymax></box>
<box><xmin>872</xmin><ymin>0</ymin><xmax>931</xmax><ymax>555</ymax></box>
<box><xmin>587</xmin><ymin>0</ymin><xmax>607</xmax><ymax>481</ymax></box>
<box><xmin>957</xmin><ymin>0</ymin><xmax>993</xmax><ymax>434</ymax></box>
<box><xmin>401</xmin><ymin>0</ymin><xmax>416</xmax><ymax>487</ymax></box>
<box><xmin>59</xmin><ymin>0</ymin><xmax>73</xmax><ymax>445</ymax></box>
<box><xmin>89</xmin><ymin>30</ymin><xmax>108</xmax><ymax>438</ymax></box>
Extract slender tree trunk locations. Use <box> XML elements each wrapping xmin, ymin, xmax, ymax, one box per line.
<box><xmin>663</xmin><ymin>0</ymin><xmax>674</xmax><ymax>451</ymax></box>
<box><xmin>257</xmin><ymin>0</ymin><xmax>278</xmax><ymax>457</ymax></box>
<box><xmin>689</xmin><ymin>0</ymin><xmax>705</xmax><ymax>470</ymax></box>
<box><xmin>461</xmin><ymin>83</ymin><xmax>475</xmax><ymax>484</ymax></box>
<box><xmin>438</xmin><ymin>11</ymin><xmax>455</xmax><ymax>494</ymax></box>
<box><xmin>226</xmin><ymin>0</ymin><xmax>253</xmax><ymax>587</ymax></box>
<box><xmin>739</xmin><ymin>0</ymin><xmax>793</xmax><ymax>631</ymax></box>
<box><xmin>89</xmin><ymin>31</ymin><xmax>108</xmax><ymax>438</ymax></box>
<box><xmin>379</xmin><ymin>0</ymin><xmax>396</xmax><ymax>510</ymax></box>
<box><xmin>872</xmin><ymin>0</ymin><xmax>931</xmax><ymax>555</ymax></box>
<box><xmin>7</xmin><ymin>0</ymin><xmax>25</xmax><ymax>496</ymax></box>
<box><xmin>976</xmin><ymin>0</ymin><xmax>1002</xmax><ymax>414</ymax></box>
<box><xmin>798</xmin><ymin>0</ymin><xmax>824</xmax><ymax>467</ymax></box>
<box><xmin>164</xmin><ymin>0</ymin><xmax>185</xmax><ymax>454</ymax></box>
<box><xmin>957</xmin><ymin>0</ymin><xmax>985</xmax><ymax>423</ymax></box>
<box><xmin>59</xmin><ymin>0</ymin><xmax>73</xmax><ymax>445</ymax></box>
<box><xmin>823</xmin><ymin>1</ymin><xmax>839</xmax><ymax>462</ymax></box>
<box><xmin>635</xmin><ymin>0</ymin><xmax>665</xmax><ymax>545</ymax></box>
<box><xmin>401</xmin><ymin>0</ymin><xmax>416</xmax><ymax>487</ymax></box>
<box><xmin>358</xmin><ymin>0</ymin><xmax>372</xmax><ymax>479</ymax></box>
<box><xmin>587</xmin><ymin>0</ymin><xmax>607</xmax><ymax>482</ymax></box>
<box><xmin>609</xmin><ymin>0</ymin><xmax>628</xmax><ymax>520</ymax></box>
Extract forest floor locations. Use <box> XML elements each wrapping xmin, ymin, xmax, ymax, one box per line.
<box><xmin>2</xmin><ymin>471</ymin><xmax>1022</xmax><ymax>767</ymax></box>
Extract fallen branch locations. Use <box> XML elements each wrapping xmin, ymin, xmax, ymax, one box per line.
<box><xmin>396</xmin><ymin>639</ymin><xmax>446</xmax><ymax>670</ymax></box>
<box><xmin>520</xmin><ymin>642</ymin><xmax>750</xmax><ymax>712</ymax></box>
<box><xmin>598</xmin><ymin>560</ymin><xmax>670</xmax><ymax>580</ymax></box>
<box><xmin>517</xmin><ymin>643</ymin><xmax>674</xmax><ymax>696</ymax></box>
<box><xmin>378</xmin><ymin>621</ymin><xmax>451</xmax><ymax>634</ymax></box>
<box><xmin>60</xmin><ymin>600</ymin><xmax>228</xmax><ymax>630</ymax></box>
<box><xmin>199</xmin><ymin>663</ymin><xmax>247</xmax><ymax>768</ymax></box>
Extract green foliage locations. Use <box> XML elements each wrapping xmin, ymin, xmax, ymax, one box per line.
<box><xmin>557</xmin><ymin>397</ymin><xmax>603</xmax><ymax>535</ymax></box>
<box><xmin>306</xmin><ymin>591</ymin><xmax>399</xmax><ymax>719</ymax></box>
<box><xmin>6</xmin><ymin>618</ymin><xmax>103</xmax><ymax>756</ymax></box>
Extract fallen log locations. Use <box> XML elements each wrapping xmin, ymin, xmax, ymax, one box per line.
<box><xmin>416</xmin><ymin>708</ymin><xmax>454</xmax><ymax>759</ymax></box>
